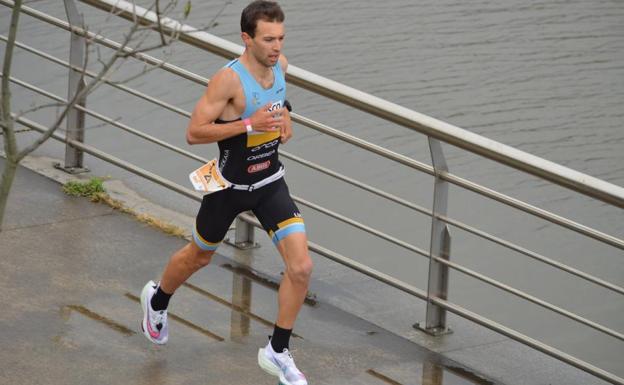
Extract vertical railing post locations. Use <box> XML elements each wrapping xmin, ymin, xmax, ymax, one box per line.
<box><xmin>416</xmin><ymin>137</ymin><xmax>452</xmax><ymax>335</ymax></box>
<box><xmin>225</xmin><ymin>214</ymin><xmax>259</xmax><ymax>249</ymax></box>
<box><xmin>58</xmin><ymin>0</ymin><xmax>88</xmax><ymax>173</ymax></box>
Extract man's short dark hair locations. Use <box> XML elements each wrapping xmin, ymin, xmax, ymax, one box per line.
<box><xmin>240</xmin><ymin>1</ymin><xmax>284</xmax><ymax>38</ymax></box>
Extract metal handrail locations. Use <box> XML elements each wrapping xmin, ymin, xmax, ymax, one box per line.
<box><xmin>3</xmin><ymin>1</ymin><xmax>622</xmax><ymax>252</ymax></box>
<box><xmin>5</xmin><ymin>70</ymin><xmax>433</xmax><ymax>260</ymax></box>
<box><xmin>277</xmin><ymin>150</ymin><xmax>432</xmax><ymax>216</ymax></box>
<box><xmin>3</xmin><ymin>74</ymin><xmax>204</xmax><ymax>163</ymax></box>
<box><xmin>9</xmin><ymin>71</ymin><xmax>624</xmax><ymax>300</ymax></box>
<box><xmin>75</xmin><ymin>0</ymin><xmax>624</xmax><ymax>209</ymax></box>
<box><xmin>440</xmin><ymin>172</ymin><xmax>624</xmax><ymax>250</ymax></box>
<box><xmin>431</xmin><ymin>254</ymin><xmax>624</xmax><ymax>341</ymax></box>
<box><xmin>0</xmin><ymin>0</ymin><xmax>208</xmax><ymax>86</ymax></box>
<box><xmin>0</xmin><ymin>35</ymin><xmax>431</xmax><ymax>217</ymax></box>
<box><xmin>15</xmin><ymin>113</ymin><xmax>624</xmax><ymax>385</ymax></box>
<box><xmin>437</xmin><ymin>213</ymin><xmax>624</xmax><ymax>296</ymax></box>
<box><xmin>0</xmin><ymin>35</ymin><xmax>191</xmax><ymax>117</ymax></box>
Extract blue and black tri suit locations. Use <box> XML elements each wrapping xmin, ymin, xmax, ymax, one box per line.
<box><xmin>192</xmin><ymin>58</ymin><xmax>305</xmax><ymax>251</ymax></box>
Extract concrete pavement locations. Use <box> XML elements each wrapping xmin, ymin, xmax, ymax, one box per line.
<box><xmin>0</xmin><ymin>159</ymin><xmax>498</xmax><ymax>385</ymax></box>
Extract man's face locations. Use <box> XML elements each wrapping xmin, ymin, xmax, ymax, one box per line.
<box><xmin>244</xmin><ymin>20</ymin><xmax>285</xmax><ymax>67</ymax></box>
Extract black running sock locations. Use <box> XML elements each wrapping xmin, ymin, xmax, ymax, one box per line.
<box><xmin>270</xmin><ymin>324</ymin><xmax>292</xmax><ymax>353</ymax></box>
<box><xmin>150</xmin><ymin>285</ymin><xmax>172</xmax><ymax>311</ymax></box>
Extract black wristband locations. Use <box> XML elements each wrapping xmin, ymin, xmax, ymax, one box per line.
<box><xmin>284</xmin><ymin>99</ymin><xmax>292</xmax><ymax>112</ymax></box>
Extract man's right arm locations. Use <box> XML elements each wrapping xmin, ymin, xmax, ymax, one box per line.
<box><xmin>186</xmin><ymin>69</ymin><xmax>286</xmax><ymax>145</ymax></box>
<box><xmin>186</xmin><ymin>69</ymin><xmax>246</xmax><ymax>145</ymax></box>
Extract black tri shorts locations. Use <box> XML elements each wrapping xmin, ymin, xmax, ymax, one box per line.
<box><xmin>192</xmin><ymin>178</ymin><xmax>305</xmax><ymax>251</ymax></box>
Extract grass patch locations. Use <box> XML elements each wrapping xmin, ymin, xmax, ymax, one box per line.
<box><xmin>63</xmin><ymin>177</ymin><xmax>106</xmax><ymax>200</ymax></box>
<box><xmin>62</xmin><ymin>177</ymin><xmax>187</xmax><ymax>238</ymax></box>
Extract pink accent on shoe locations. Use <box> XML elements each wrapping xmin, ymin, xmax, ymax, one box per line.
<box><xmin>146</xmin><ymin>308</ymin><xmax>160</xmax><ymax>338</ymax></box>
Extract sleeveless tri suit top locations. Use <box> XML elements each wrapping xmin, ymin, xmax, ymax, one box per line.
<box><xmin>216</xmin><ymin>59</ymin><xmax>286</xmax><ymax>185</ymax></box>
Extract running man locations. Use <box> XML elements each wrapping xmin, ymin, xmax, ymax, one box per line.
<box><xmin>139</xmin><ymin>2</ymin><xmax>311</xmax><ymax>385</ymax></box>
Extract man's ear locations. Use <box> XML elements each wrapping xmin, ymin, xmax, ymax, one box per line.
<box><xmin>241</xmin><ymin>32</ymin><xmax>253</xmax><ymax>47</ymax></box>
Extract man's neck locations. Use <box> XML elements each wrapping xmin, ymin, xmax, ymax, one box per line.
<box><xmin>240</xmin><ymin>51</ymin><xmax>272</xmax><ymax>80</ymax></box>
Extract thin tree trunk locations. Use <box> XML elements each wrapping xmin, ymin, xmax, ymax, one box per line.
<box><xmin>0</xmin><ymin>0</ymin><xmax>23</xmax><ymax>231</ymax></box>
<box><xmin>0</xmin><ymin>159</ymin><xmax>18</xmax><ymax>231</ymax></box>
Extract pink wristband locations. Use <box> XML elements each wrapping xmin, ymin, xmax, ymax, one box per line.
<box><xmin>243</xmin><ymin>118</ymin><xmax>253</xmax><ymax>133</ymax></box>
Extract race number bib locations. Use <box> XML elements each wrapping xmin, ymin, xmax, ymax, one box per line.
<box><xmin>189</xmin><ymin>159</ymin><xmax>231</xmax><ymax>193</ymax></box>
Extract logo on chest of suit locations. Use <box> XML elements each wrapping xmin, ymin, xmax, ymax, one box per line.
<box><xmin>251</xmin><ymin>139</ymin><xmax>279</xmax><ymax>153</ymax></box>
<box><xmin>252</xmin><ymin>92</ymin><xmax>261</xmax><ymax>106</ymax></box>
<box><xmin>267</xmin><ymin>100</ymin><xmax>283</xmax><ymax>112</ymax></box>
<box><xmin>247</xmin><ymin>149</ymin><xmax>276</xmax><ymax>161</ymax></box>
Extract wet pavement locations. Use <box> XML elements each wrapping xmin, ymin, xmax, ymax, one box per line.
<box><xmin>0</xmin><ymin>160</ymin><xmax>499</xmax><ymax>385</ymax></box>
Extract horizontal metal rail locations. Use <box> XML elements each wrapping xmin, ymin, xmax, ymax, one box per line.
<box><xmin>8</xmin><ymin>72</ymin><xmax>624</xmax><ymax>296</ymax></box>
<box><xmin>429</xmin><ymin>253</ymin><xmax>624</xmax><ymax>341</ymax></box>
<box><xmin>0</xmin><ymin>3</ymin><xmax>437</xmax><ymax>175</ymax></box>
<box><xmin>289</xmin><ymin>193</ymin><xmax>430</xmax><ymax>258</ymax></box>
<box><xmin>235</xmin><ymin>212</ymin><xmax>624</xmax><ymax>385</ymax></box>
<box><xmin>435</xmin><ymin>297</ymin><xmax>624</xmax><ymax>385</ymax></box>
<box><xmin>3</xmin><ymin>74</ymin><xmax>204</xmax><ymax>163</ymax></box>
<box><xmin>3</xmin><ymin>1</ymin><xmax>622</xmax><ymax>252</ymax></box>
<box><xmin>15</xmin><ymin>113</ymin><xmax>428</xmax><ymax>302</ymax></box>
<box><xmin>0</xmin><ymin>0</ymin><xmax>208</xmax><ymax>86</ymax></box>
<box><xmin>15</xmin><ymin>113</ymin><xmax>624</xmax><ymax>385</ymax></box>
<box><xmin>73</xmin><ymin>0</ymin><xmax>624</xmax><ymax>209</ymax></box>
<box><xmin>237</xmin><ymin>212</ymin><xmax>429</xmax><ymax>301</ymax></box>
<box><xmin>0</xmin><ymin>35</ymin><xmax>431</xmax><ymax>217</ymax></box>
<box><xmin>16</xmin><ymin>104</ymin><xmax>624</xmax><ymax>342</ymax></box>
<box><xmin>0</xmin><ymin>35</ymin><xmax>190</xmax><ymax>117</ymax></box>
<box><xmin>441</xmin><ymin>172</ymin><xmax>624</xmax><ymax>250</ymax></box>
<box><xmin>278</xmin><ymin>150</ymin><xmax>432</xmax><ymax>216</ymax></box>
<box><xmin>7</xmin><ymin>72</ymin><xmax>428</xmax><ymax>257</ymax></box>
<box><xmin>15</xmin><ymin>115</ymin><xmax>202</xmax><ymax>201</ymax></box>
<box><xmin>437</xmin><ymin>213</ymin><xmax>624</xmax><ymax>296</ymax></box>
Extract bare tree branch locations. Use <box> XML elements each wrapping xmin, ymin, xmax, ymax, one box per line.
<box><xmin>85</xmin><ymin>116</ymin><xmax>122</xmax><ymax>130</ymax></box>
<box><xmin>155</xmin><ymin>0</ymin><xmax>167</xmax><ymax>46</ymax></box>
<box><xmin>15</xmin><ymin>102</ymin><xmax>66</xmax><ymax>119</ymax></box>
<box><xmin>16</xmin><ymin>11</ymin><xmax>144</xmax><ymax>161</ymax></box>
<box><xmin>112</xmin><ymin>60</ymin><xmax>166</xmax><ymax>85</ymax></box>
<box><xmin>183</xmin><ymin>0</ymin><xmax>232</xmax><ymax>33</ymax></box>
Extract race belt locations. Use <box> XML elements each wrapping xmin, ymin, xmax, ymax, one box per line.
<box><xmin>189</xmin><ymin>158</ymin><xmax>284</xmax><ymax>193</ymax></box>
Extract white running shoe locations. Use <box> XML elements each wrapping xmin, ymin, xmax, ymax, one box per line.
<box><xmin>140</xmin><ymin>280</ymin><xmax>168</xmax><ymax>345</ymax></box>
<box><xmin>258</xmin><ymin>341</ymin><xmax>308</xmax><ymax>385</ymax></box>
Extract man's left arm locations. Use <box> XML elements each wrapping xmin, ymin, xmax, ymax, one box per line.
<box><xmin>279</xmin><ymin>55</ymin><xmax>293</xmax><ymax>144</ymax></box>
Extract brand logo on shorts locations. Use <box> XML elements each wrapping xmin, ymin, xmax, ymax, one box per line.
<box><xmin>248</xmin><ymin>160</ymin><xmax>271</xmax><ymax>173</ymax></box>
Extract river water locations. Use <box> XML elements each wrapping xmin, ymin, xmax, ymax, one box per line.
<box><xmin>2</xmin><ymin>0</ymin><xmax>623</xmax><ymax>378</ymax></box>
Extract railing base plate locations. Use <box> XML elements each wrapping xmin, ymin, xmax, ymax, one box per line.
<box><xmin>54</xmin><ymin>162</ymin><xmax>89</xmax><ymax>174</ymax></box>
<box><xmin>223</xmin><ymin>238</ymin><xmax>260</xmax><ymax>250</ymax></box>
<box><xmin>413</xmin><ymin>322</ymin><xmax>453</xmax><ymax>336</ymax></box>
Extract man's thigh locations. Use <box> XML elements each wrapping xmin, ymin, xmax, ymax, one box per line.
<box><xmin>194</xmin><ymin>189</ymin><xmax>246</xmax><ymax>251</ymax></box>
<box><xmin>253</xmin><ymin>178</ymin><xmax>306</xmax><ymax>247</ymax></box>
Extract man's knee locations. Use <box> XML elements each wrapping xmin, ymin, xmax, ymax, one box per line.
<box><xmin>287</xmin><ymin>256</ymin><xmax>313</xmax><ymax>285</ymax></box>
<box><xmin>186</xmin><ymin>242</ymin><xmax>215</xmax><ymax>269</ymax></box>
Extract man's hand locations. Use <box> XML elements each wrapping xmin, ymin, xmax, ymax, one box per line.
<box><xmin>250</xmin><ymin>103</ymin><xmax>285</xmax><ymax>132</ymax></box>
<box><xmin>280</xmin><ymin>109</ymin><xmax>293</xmax><ymax>144</ymax></box>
